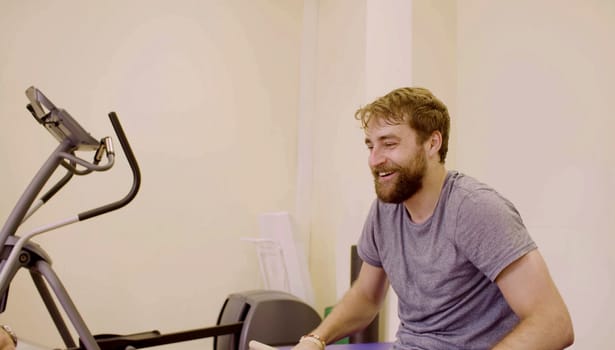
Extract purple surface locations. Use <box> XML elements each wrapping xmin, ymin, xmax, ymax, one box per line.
<box><xmin>328</xmin><ymin>343</ymin><xmax>392</xmax><ymax>350</ymax></box>
<box><xmin>279</xmin><ymin>343</ymin><xmax>392</xmax><ymax>350</ymax></box>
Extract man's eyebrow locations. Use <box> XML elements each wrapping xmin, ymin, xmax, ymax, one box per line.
<box><xmin>365</xmin><ymin>134</ymin><xmax>400</xmax><ymax>144</ymax></box>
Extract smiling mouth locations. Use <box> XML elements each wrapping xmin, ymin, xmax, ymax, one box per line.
<box><xmin>376</xmin><ymin>171</ymin><xmax>396</xmax><ymax>180</ymax></box>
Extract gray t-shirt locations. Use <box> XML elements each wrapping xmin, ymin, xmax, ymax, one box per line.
<box><xmin>358</xmin><ymin>171</ymin><xmax>536</xmax><ymax>350</ymax></box>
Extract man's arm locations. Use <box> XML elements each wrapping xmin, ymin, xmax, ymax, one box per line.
<box><xmin>293</xmin><ymin>262</ymin><xmax>389</xmax><ymax>349</ymax></box>
<box><xmin>493</xmin><ymin>249</ymin><xmax>574</xmax><ymax>349</ymax></box>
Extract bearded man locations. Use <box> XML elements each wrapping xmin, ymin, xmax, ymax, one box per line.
<box><xmin>292</xmin><ymin>87</ymin><xmax>574</xmax><ymax>350</ymax></box>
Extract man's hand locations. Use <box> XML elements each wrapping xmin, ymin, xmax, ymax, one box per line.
<box><xmin>0</xmin><ymin>326</ymin><xmax>16</xmax><ymax>350</ymax></box>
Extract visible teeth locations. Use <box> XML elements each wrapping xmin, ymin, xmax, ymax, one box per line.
<box><xmin>379</xmin><ymin>171</ymin><xmax>393</xmax><ymax>177</ymax></box>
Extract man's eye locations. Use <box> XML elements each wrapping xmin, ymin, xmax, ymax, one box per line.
<box><xmin>384</xmin><ymin>143</ymin><xmax>397</xmax><ymax>148</ymax></box>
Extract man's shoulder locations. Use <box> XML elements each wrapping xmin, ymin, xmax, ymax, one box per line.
<box><xmin>447</xmin><ymin>170</ymin><xmax>492</xmax><ymax>191</ymax></box>
<box><xmin>446</xmin><ymin>171</ymin><xmax>500</xmax><ymax>200</ymax></box>
<box><xmin>442</xmin><ymin>171</ymin><xmax>510</xmax><ymax>216</ymax></box>
<box><xmin>445</xmin><ymin>171</ymin><xmax>521</xmax><ymax>226</ymax></box>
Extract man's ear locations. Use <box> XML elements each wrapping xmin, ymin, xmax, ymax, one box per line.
<box><xmin>425</xmin><ymin>131</ymin><xmax>442</xmax><ymax>160</ymax></box>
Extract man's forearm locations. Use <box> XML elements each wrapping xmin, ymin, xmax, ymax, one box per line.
<box><xmin>493</xmin><ymin>312</ymin><xmax>574</xmax><ymax>350</ymax></box>
<box><xmin>310</xmin><ymin>284</ymin><xmax>383</xmax><ymax>344</ymax></box>
<box><xmin>294</xmin><ymin>262</ymin><xmax>388</xmax><ymax>350</ymax></box>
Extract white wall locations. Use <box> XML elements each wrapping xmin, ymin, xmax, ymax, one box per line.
<box><xmin>308</xmin><ymin>2</ymin><xmax>413</xmax><ymax>341</ymax></box>
<box><xmin>411</xmin><ymin>0</ymin><xmax>457</xmax><ymax>166</ymax></box>
<box><xmin>0</xmin><ymin>1</ymin><xmax>303</xmax><ymax>349</ymax></box>
<box><xmin>456</xmin><ymin>1</ymin><xmax>615</xmax><ymax>348</ymax></box>
<box><xmin>309</xmin><ymin>0</ymin><xmax>370</xmax><ymax>313</ymax></box>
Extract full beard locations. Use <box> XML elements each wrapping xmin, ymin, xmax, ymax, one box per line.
<box><xmin>373</xmin><ymin>151</ymin><xmax>427</xmax><ymax>203</ymax></box>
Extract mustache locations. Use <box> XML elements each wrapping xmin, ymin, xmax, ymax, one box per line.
<box><xmin>371</xmin><ymin>165</ymin><xmax>400</xmax><ymax>176</ymax></box>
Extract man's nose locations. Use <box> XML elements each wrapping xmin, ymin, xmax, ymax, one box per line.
<box><xmin>369</xmin><ymin>147</ymin><xmax>386</xmax><ymax>168</ymax></box>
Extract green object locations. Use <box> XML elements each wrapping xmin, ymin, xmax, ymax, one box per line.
<box><xmin>324</xmin><ymin>305</ymin><xmax>349</xmax><ymax>344</ymax></box>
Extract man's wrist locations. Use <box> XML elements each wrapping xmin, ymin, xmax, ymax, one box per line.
<box><xmin>0</xmin><ymin>324</ymin><xmax>17</xmax><ymax>346</ymax></box>
<box><xmin>300</xmin><ymin>333</ymin><xmax>326</xmax><ymax>350</ymax></box>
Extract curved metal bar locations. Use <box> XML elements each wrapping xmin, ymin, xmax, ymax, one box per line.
<box><xmin>58</xmin><ymin>152</ymin><xmax>115</xmax><ymax>172</ymax></box>
<box><xmin>78</xmin><ymin>112</ymin><xmax>141</xmax><ymax>221</ymax></box>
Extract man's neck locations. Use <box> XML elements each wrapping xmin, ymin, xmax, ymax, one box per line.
<box><xmin>403</xmin><ymin>165</ymin><xmax>448</xmax><ymax>224</ymax></box>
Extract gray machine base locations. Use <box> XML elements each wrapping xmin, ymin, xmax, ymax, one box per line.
<box><xmin>215</xmin><ymin>290</ymin><xmax>322</xmax><ymax>350</ymax></box>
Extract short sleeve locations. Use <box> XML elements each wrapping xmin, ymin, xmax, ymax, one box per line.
<box><xmin>454</xmin><ymin>189</ymin><xmax>537</xmax><ymax>281</ymax></box>
<box><xmin>357</xmin><ymin>200</ymin><xmax>383</xmax><ymax>267</ymax></box>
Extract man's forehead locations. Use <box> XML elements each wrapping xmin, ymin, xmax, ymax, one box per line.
<box><xmin>364</xmin><ymin>118</ymin><xmax>412</xmax><ymax>139</ymax></box>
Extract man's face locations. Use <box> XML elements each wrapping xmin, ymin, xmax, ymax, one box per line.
<box><xmin>364</xmin><ymin>118</ymin><xmax>427</xmax><ymax>203</ymax></box>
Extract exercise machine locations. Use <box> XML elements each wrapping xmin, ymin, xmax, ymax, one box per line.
<box><xmin>0</xmin><ymin>87</ymin><xmax>320</xmax><ymax>349</ymax></box>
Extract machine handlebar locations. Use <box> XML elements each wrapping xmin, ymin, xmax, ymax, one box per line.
<box><xmin>78</xmin><ymin>112</ymin><xmax>141</xmax><ymax>221</ymax></box>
